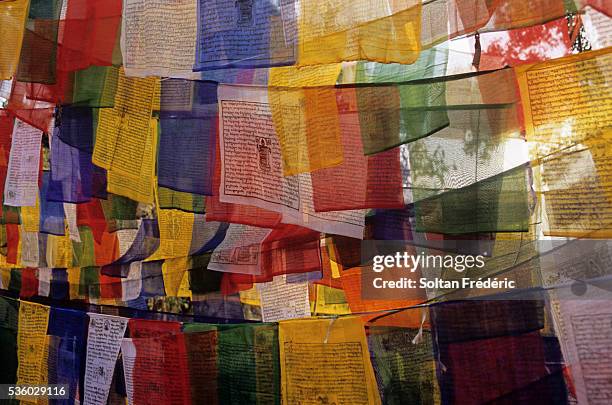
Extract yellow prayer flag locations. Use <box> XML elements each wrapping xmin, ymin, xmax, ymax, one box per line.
<box><xmin>67</xmin><ymin>267</ymin><xmax>82</xmax><ymax>300</ymax></box>
<box><xmin>21</xmin><ymin>197</ymin><xmax>40</xmax><ymax>233</ymax></box>
<box><xmin>0</xmin><ymin>0</ymin><xmax>29</xmax><ymax>80</ymax></box>
<box><xmin>17</xmin><ymin>301</ymin><xmax>50</xmax><ymax>398</ymax></box>
<box><xmin>298</xmin><ymin>0</ymin><xmax>421</xmax><ymax>66</ymax></box>
<box><xmin>93</xmin><ymin>67</ymin><xmax>159</xmax><ymax>174</ymax></box>
<box><xmin>148</xmin><ymin>206</ymin><xmax>194</xmax><ymax>260</ymax></box>
<box><xmin>1</xmin><ymin>267</ymin><xmax>11</xmax><ymax>289</ymax></box>
<box><xmin>515</xmin><ymin>48</ymin><xmax>612</xmax><ymax>160</ymax></box>
<box><xmin>106</xmin><ymin>118</ymin><xmax>158</xmax><ymax>203</ymax></box>
<box><xmin>239</xmin><ymin>286</ymin><xmax>262</xmax><ymax>306</ymax></box>
<box><xmin>161</xmin><ymin>256</ymin><xmax>190</xmax><ymax>297</ymax></box>
<box><xmin>269</xmin><ymin>64</ymin><xmax>344</xmax><ymax>175</ymax></box>
<box><xmin>46</xmin><ymin>233</ymin><xmax>74</xmax><ymax>268</ymax></box>
<box><xmin>279</xmin><ymin>316</ymin><xmax>381</xmax><ymax>405</ymax></box>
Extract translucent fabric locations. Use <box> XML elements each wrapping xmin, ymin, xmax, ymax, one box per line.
<box><xmin>0</xmin><ymin>0</ymin><xmax>30</xmax><ymax>80</ymax></box>
<box><xmin>413</xmin><ymin>164</ymin><xmax>530</xmax><ymax>234</ymax></box>
<box><xmin>130</xmin><ymin>334</ymin><xmax>192</xmax><ymax>404</ymax></box>
<box><xmin>158</xmin><ymin>80</ymin><xmax>217</xmax><ymax>196</ymax></box>
<box><xmin>310</xmin><ymin>87</ymin><xmax>404</xmax><ymax>212</ymax></box>
<box><xmin>448</xmin><ymin>0</ymin><xmax>573</xmax><ymax>37</ymax></box>
<box><xmin>216</xmin><ymin>324</ymin><xmax>280</xmax><ymax>404</ymax></box>
<box><xmin>15</xmin><ymin>0</ymin><xmax>63</xmax><ymax>84</ymax></box>
<box><xmin>431</xmin><ymin>300</ymin><xmax>563</xmax><ymax>404</ymax></box>
<box><xmin>535</xmin><ymin>145</ymin><xmax>612</xmax><ymax>238</ymax></box>
<box><xmin>189</xmin><ymin>215</ymin><xmax>228</xmax><ymax>256</ymax></box>
<box><xmin>70</xmin><ymin>66</ymin><xmax>119</xmax><ymax>108</ymax></box>
<box><xmin>6</xmin><ymin>81</ymin><xmax>55</xmax><ymax>132</ymax></box>
<box><xmin>57</xmin><ymin>0</ymin><xmax>122</xmax><ymax>72</ymax></box>
<box><xmin>368</xmin><ymin>327</ymin><xmax>436</xmax><ymax>405</ymax></box>
<box><xmin>0</xmin><ymin>111</ymin><xmax>15</xmax><ymax>208</ymax></box>
<box><xmin>298</xmin><ymin>0</ymin><xmax>422</xmax><ymax>66</ymax></box>
<box><xmin>158</xmin><ymin>187</ymin><xmax>206</xmax><ymax>214</ymax></box>
<box><xmin>194</xmin><ymin>0</ymin><xmax>297</xmax><ymax>70</ymax></box>
<box><xmin>40</xmin><ymin>171</ymin><xmax>66</xmax><ymax>235</ymax></box>
<box><xmin>266</xmin><ymin>64</ymin><xmax>343</xmax><ymax>174</ymax></box>
<box><xmin>47</xmin><ymin>131</ymin><xmax>98</xmax><ymax>203</ymax></box>
<box><xmin>358</xmin><ymin>68</ymin><xmax>520</xmax><ymax>155</ymax></box>
<box><xmin>47</xmin><ymin>307</ymin><xmax>88</xmax><ymax>404</ymax></box>
<box><xmin>140</xmin><ymin>260</ymin><xmax>165</xmax><ymax>297</ymax></box>
<box><xmin>516</xmin><ymin>48</ymin><xmax>611</xmax><ymax>160</ymax></box>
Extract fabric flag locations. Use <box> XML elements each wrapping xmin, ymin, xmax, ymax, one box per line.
<box><xmin>83</xmin><ymin>313</ymin><xmax>128</xmax><ymax>405</ymax></box>
<box><xmin>436</xmin><ymin>331</ymin><xmax>555</xmax><ymax>403</ymax></box>
<box><xmin>189</xmin><ymin>216</ymin><xmax>228</xmax><ymax>256</ymax></box>
<box><xmin>49</xmin><ymin>116</ymin><xmax>107</xmax><ymax>204</ymax></box>
<box><xmin>46</xmin><ymin>135</ymin><xmax>106</xmax><ymax>203</ymax></box>
<box><xmin>368</xmin><ymin>327</ymin><xmax>437</xmax><ymax>405</ymax></box>
<box><xmin>15</xmin><ymin>0</ymin><xmax>63</xmax><ymax>84</ymax></box>
<box><xmin>516</xmin><ymin>49</ymin><xmax>611</xmax><ymax>237</ymax></box>
<box><xmin>582</xmin><ymin>5</ymin><xmax>612</xmax><ymax>49</ymax></box>
<box><xmin>121</xmin><ymin>0</ymin><xmax>198</xmax><ymax>78</ymax></box>
<box><xmin>208</xmin><ymin>223</ymin><xmax>272</xmax><ymax>275</ymax></box>
<box><xmin>105</xmin><ymin>118</ymin><xmax>158</xmax><ymax>203</ymax></box>
<box><xmin>279</xmin><ymin>317</ymin><xmax>381</xmax><ymax>405</ymax></box>
<box><xmin>4</xmin><ymin>119</ymin><xmax>42</xmax><ymax>207</ymax></box>
<box><xmin>218</xmin><ymin>84</ymin><xmax>365</xmax><ymax>239</ymax></box>
<box><xmin>37</xmin><ymin>268</ymin><xmax>51</xmax><ymax>296</ymax></box>
<box><xmin>258</xmin><ymin>224</ymin><xmax>323</xmax><ymax>280</ymax></box>
<box><xmin>581</xmin><ymin>0</ymin><xmax>612</xmax><ymax>15</ymax></box>
<box><xmin>149</xmin><ymin>208</ymin><xmax>194</xmax><ymax>260</ymax></box>
<box><xmin>50</xmin><ymin>268</ymin><xmax>69</xmax><ymax>300</ymax></box>
<box><xmin>183</xmin><ymin>329</ymin><xmax>218</xmax><ymax>404</ymax></box>
<box><xmin>47</xmin><ymin>232</ymin><xmax>75</xmax><ymax>268</ymax></box>
<box><xmin>340</xmin><ymin>266</ymin><xmax>425</xmax><ymax>319</ymax></box>
<box><xmin>215</xmin><ymin>324</ymin><xmax>280</xmax><ymax>404</ymax></box>
<box><xmin>359</xmin><ymin>68</ymin><xmax>520</xmax><ymax>155</ymax></box>
<box><xmin>516</xmin><ymin>48</ymin><xmax>611</xmax><ymax>160</ymax></box>
<box><xmin>16</xmin><ymin>301</ymin><xmax>50</xmax><ymax>388</ymax></box>
<box><xmin>257</xmin><ymin>274</ymin><xmax>310</xmax><ymax>322</ymax></box>
<box><xmin>158</xmin><ymin>187</ymin><xmax>206</xmax><ymax>214</ymax></box>
<box><xmin>414</xmin><ymin>164</ymin><xmax>531</xmax><ymax>234</ymax></box>
<box><xmin>70</xmin><ymin>66</ymin><xmax>119</xmax><ymax>108</ymax></box>
<box><xmin>139</xmin><ymin>260</ymin><xmax>165</xmax><ymax>297</ymax></box>
<box><xmin>534</xmin><ymin>145</ymin><xmax>612</xmax><ymax>238</ymax></box>
<box><xmin>19</xmin><ymin>268</ymin><xmax>39</xmax><ymax>298</ymax></box>
<box><xmin>6</xmin><ymin>81</ymin><xmax>55</xmax><ymax>132</ymax></box>
<box><xmin>40</xmin><ymin>171</ymin><xmax>66</xmax><ymax>235</ymax></box>
<box><xmin>120</xmin><ymin>262</ymin><xmax>142</xmax><ymax>301</ymax></box>
<box><xmin>297</xmin><ymin>0</ymin><xmax>421</xmax><ymax>66</ymax></box>
<box><xmin>92</xmin><ymin>68</ymin><xmax>159</xmax><ymax>202</ymax></box>
<box><xmin>0</xmin><ymin>0</ymin><xmax>30</xmax><ymax>80</ymax></box>
<box><xmin>111</xmin><ymin>218</ymin><xmax>160</xmax><ymax>266</ymax></box>
<box><xmin>477</xmin><ymin>17</ymin><xmax>572</xmax><ymax>70</ymax></box>
<box><xmin>194</xmin><ymin>0</ymin><xmax>298</xmax><ymax>70</ymax></box>
<box><xmin>58</xmin><ymin>0</ymin><xmax>122</xmax><ymax>72</ymax></box>
<box><xmin>0</xmin><ymin>111</ymin><xmax>14</xmax><ymax>209</ymax></box>
<box><xmin>126</xmin><ymin>316</ymin><xmax>185</xmax><ymax>405</ymax></box>
<box><xmin>47</xmin><ymin>307</ymin><xmax>88</xmax><ymax>405</ymax></box>
<box><xmin>158</xmin><ymin>80</ymin><xmax>217</xmax><ymax>196</ymax></box>
<box><xmin>55</xmin><ymin>106</ymin><xmax>94</xmax><ymax>152</ymax></box>
<box><xmin>310</xmin><ymin>87</ymin><xmax>404</xmax><ymax>212</ymax></box>
<box><xmin>268</xmin><ymin>65</ymin><xmax>343</xmax><ymax>175</ymax></box>
<box><xmin>125</xmin><ymin>333</ymin><xmax>191</xmax><ymax>404</ymax></box>
<box><xmin>447</xmin><ymin>0</ymin><xmax>572</xmax><ymax>38</ymax></box>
